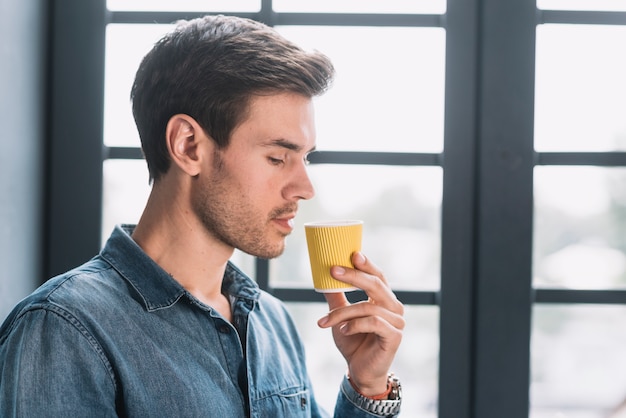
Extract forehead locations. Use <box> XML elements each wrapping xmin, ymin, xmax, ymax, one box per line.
<box><xmin>233</xmin><ymin>92</ymin><xmax>317</xmax><ymax>148</ymax></box>
<box><xmin>244</xmin><ymin>92</ymin><xmax>314</xmax><ymax>120</ymax></box>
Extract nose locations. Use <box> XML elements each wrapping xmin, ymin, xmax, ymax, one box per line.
<box><xmin>284</xmin><ymin>162</ymin><xmax>315</xmax><ymax>201</ymax></box>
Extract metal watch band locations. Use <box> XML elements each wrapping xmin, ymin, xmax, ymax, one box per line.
<box><xmin>341</xmin><ymin>374</ymin><xmax>402</xmax><ymax>416</ymax></box>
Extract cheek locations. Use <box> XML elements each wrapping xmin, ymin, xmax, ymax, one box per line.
<box><xmin>224</xmin><ymin>154</ymin><xmax>285</xmax><ymax>201</ymax></box>
<box><xmin>244</xmin><ymin>161</ymin><xmax>282</xmax><ymax>188</ymax></box>
<box><xmin>256</xmin><ymin>176</ymin><xmax>282</xmax><ymax>200</ymax></box>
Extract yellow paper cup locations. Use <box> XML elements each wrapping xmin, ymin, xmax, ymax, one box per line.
<box><xmin>304</xmin><ymin>220</ymin><xmax>363</xmax><ymax>293</ymax></box>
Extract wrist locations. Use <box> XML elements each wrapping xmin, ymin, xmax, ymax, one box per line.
<box><xmin>347</xmin><ymin>375</ymin><xmax>392</xmax><ymax>400</ymax></box>
<box><xmin>341</xmin><ymin>373</ymin><xmax>402</xmax><ymax>416</ymax></box>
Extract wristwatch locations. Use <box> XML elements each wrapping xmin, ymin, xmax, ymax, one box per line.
<box><xmin>341</xmin><ymin>373</ymin><xmax>402</xmax><ymax>416</ymax></box>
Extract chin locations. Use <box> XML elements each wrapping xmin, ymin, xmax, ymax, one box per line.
<box><xmin>241</xmin><ymin>241</ymin><xmax>285</xmax><ymax>260</ymax></box>
<box><xmin>260</xmin><ymin>246</ymin><xmax>286</xmax><ymax>260</ymax></box>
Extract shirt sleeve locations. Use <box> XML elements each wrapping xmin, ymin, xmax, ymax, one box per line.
<box><xmin>0</xmin><ymin>307</ymin><xmax>117</xmax><ymax>417</ymax></box>
<box><xmin>332</xmin><ymin>376</ymin><xmax>401</xmax><ymax>418</ymax></box>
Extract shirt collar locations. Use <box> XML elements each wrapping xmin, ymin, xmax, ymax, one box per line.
<box><xmin>100</xmin><ymin>224</ymin><xmax>260</xmax><ymax>312</ymax></box>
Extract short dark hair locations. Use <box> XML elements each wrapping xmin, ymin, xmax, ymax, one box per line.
<box><xmin>131</xmin><ymin>15</ymin><xmax>335</xmax><ymax>183</ymax></box>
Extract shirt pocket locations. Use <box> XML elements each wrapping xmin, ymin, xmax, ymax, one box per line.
<box><xmin>251</xmin><ymin>385</ymin><xmax>311</xmax><ymax>418</ymax></box>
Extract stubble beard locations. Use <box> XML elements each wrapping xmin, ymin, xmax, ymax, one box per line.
<box><xmin>191</xmin><ymin>160</ymin><xmax>292</xmax><ymax>260</ymax></box>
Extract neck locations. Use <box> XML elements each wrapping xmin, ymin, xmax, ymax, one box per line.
<box><xmin>132</xmin><ymin>178</ymin><xmax>234</xmax><ymax>320</ymax></box>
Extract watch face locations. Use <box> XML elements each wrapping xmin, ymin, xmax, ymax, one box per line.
<box><xmin>389</xmin><ymin>375</ymin><xmax>402</xmax><ymax>400</ymax></box>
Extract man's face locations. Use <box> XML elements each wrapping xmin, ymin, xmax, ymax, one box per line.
<box><xmin>192</xmin><ymin>92</ymin><xmax>316</xmax><ymax>258</ymax></box>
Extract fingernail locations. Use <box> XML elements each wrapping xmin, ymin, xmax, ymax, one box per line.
<box><xmin>355</xmin><ymin>252</ymin><xmax>366</xmax><ymax>264</ymax></box>
<box><xmin>334</xmin><ymin>266</ymin><xmax>345</xmax><ymax>276</ymax></box>
<box><xmin>318</xmin><ymin>315</ymin><xmax>329</xmax><ymax>326</ymax></box>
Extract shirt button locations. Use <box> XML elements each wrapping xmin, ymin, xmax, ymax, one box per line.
<box><xmin>218</xmin><ymin>325</ymin><xmax>230</xmax><ymax>334</ymax></box>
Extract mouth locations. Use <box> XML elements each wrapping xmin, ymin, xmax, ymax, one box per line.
<box><xmin>272</xmin><ymin>214</ymin><xmax>296</xmax><ymax>233</ymax></box>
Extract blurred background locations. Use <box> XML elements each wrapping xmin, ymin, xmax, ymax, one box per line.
<box><xmin>2</xmin><ymin>0</ymin><xmax>626</xmax><ymax>417</ymax></box>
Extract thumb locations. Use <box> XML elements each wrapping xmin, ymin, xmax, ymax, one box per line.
<box><xmin>317</xmin><ymin>291</ymin><xmax>348</xmax><ymax>328</ymax></box>
<box><xmin>323</xmin><ymin>291</ymin><xmax>349</xmax><ymax>311</ymax></box>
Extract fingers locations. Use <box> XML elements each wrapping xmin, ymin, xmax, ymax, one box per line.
<box><xmin>318</xmin><ymin>252</ymin><xmax>405</xmax><ymax>331</ymax></box>
<box><xmin>330</xmin><ymin>252</ymin><xmax>403</xmax><ymax>314</ymax></box>
<box><xmin>351</xmin><ymin>251</ymin><xmax>388</xmax><ymax>286</ymax></box>
<box><xmin>339</xmin><ymin>314</ymin><xmax>404</xmax><ymax>347</ymax></box>
<box><xmin>319</xmin><ymin>301</ymin><xmax>405</xmax><ymax>332</ymax></box>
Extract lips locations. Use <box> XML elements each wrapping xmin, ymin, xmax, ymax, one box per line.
<box><xmin>273</xmin><ymin>214</ymin><xmax>295</xmax><ymax>232</ymax></box>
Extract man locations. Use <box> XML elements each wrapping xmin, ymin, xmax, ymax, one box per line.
<box><xmin>0</xmin><ymin>15</ymin><xmax>404</xmax><ymax>417</ymax></box>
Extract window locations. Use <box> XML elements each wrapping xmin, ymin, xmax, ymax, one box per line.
<box><xmin>46</xmin><ymin>0</ymin><xmax>626</xmax><ymax>416</ymax></box>
<box><xmin>532</xmin><ymin>6</ymin><xmax>626</xmax><ymax>416</ymax></box>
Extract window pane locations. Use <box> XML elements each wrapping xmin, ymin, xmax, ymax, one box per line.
<box><xmin>285</xmin><ymin>302</ymin><xmax>438</xmax><ymax>417</ymax></box>
<box><xmin>271</xmin><ymin>165</ymin><xmax>442</xmax><ymax>290</ymax></box>
<box><xmin>273</xmin><ymin>0</ymin><xmax>445</xmax><ymax>14</ymax></box>
<box><xmin>102</xmin><ymin>160</ymin><xmax>151</xmax><ymax>245</ymax></box>
<box><xmin>533</xmin><ymin>167</ymin><xmax>626</xmax><ymax>289</ymax></box>
<box><xmin>535</xmin><ymin>25</ymin><xmax>626</xmax><ymax>152</ymax></box>
<box><xmin>278</xmin><ymin>26</ymin><xmax>446</xmax><ymax>153</ymax></box>
<box><xmin>531</xmin><ymin>305</ymin><xmax>626</xmax><ymax>417</ymax></box>
<box><xmin>104</xmin><ymin>24</ymin><xmax>174</xmax><ymax>147</ymax></box>
<box><xmin>106</xmin><ymin>24</ymin><xmax>447</xmax><ymax>152</ymax></box>
<box><xmin>107</xmin><ymin>0</ymin><xmax>260</xmax><ymax>12</ymax></box>
<box><xmin>537</xmin><ymin>0</ymin><xmax>626</xmax><ymax>11</ymax></box>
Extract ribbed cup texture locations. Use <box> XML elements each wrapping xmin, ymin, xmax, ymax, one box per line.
<box><xmin>305</xmin><ymin>223</ymin><xmax>362</xmax><ymax>292</ymax></box>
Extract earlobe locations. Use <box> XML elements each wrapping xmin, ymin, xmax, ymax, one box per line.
<box><xmin>165</xmin><ymin>114</ymin><xmax>206</xmax><ymax>177</ymax></box>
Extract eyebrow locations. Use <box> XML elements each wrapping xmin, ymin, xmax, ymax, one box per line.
<box><xmin>264</xmin><ymin>138</ymin><xmax>316</xmax><ymax>154</ymax></box>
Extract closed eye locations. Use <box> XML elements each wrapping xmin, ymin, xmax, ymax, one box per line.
<box><xmin>268</xmin><ymin>156</ymin><xmax>285</xmax><ymax>166</ymax></box>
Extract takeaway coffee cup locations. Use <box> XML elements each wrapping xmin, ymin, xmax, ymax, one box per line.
<box><xmin>304</xmin><ymin>220</ymin><xmax>363</xmax><ymax>292</ymax></box>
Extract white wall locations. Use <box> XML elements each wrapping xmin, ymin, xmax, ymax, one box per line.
<box><xmin>0</xmin><ymin>0</ymin><xmax>47</xmax><ymax>321</ymax></box>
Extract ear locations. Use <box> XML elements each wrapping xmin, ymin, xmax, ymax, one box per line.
<box><xmin>165</xmin><ymin>114</ymin><xmax>210</xmax><ymax>177</ymax></box>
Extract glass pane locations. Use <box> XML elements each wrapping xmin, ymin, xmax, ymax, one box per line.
<box><xmin>274</xmin><ymin>0</ymin><xmax>445</xmax><ymax>14</ymax></box>
<box><xmin>107</xmin><ymin>0</ymin><xmax>260</xmax><ymax>12</ymax></box>
<box><xmin>271</xmin><ymin>165</ymin><xmax>442</xmax><ymax>291</ymax></box>
<box><xmin>533</xmin><ymin>167</ymin><xmax>626</xmax><ymax>289</ymax></box>
<box><xmin>278</xmin><ymin>26</ymin><xmax>446</xmax><ymax>153</ymax></box>
<box><xmin>285</xmin><ymin>302</ymin><xmax>438</xmax><ymax>417</ymax></box>
<box><xmin>531</xmin><ymin>305</ymin><xmax>626</xmax><ymax>417</ymax></box>
<box><xmin>104</xmin><ymin>24</ymin><xmax>175</xmax><ymax>147</ymax></box>
<box><xmin>102</xmin><ymin>160</ymin><xmax>151</xmax><ymax>245</ymax></box>
<box><xmin>106</xmin><ymin>24</ymin><xmax>446</xmax><ymax>152</ymax></box>
<box><xmin>537</xmin><ymin>0</ymin><xmax>626</xmax><ymax>11</ymax></box>
<box><xmin>535</xmin><ymin>25</ymin><xmax>626</xmax><ymax>152</ymax></box>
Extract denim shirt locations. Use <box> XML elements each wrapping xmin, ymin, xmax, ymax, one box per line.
<box><xmin>0</xmin><ymin>225</ymin><xmax>391</xmax><ymax>417</ymax></box>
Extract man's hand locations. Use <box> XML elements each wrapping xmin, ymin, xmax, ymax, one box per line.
<box><xmin>317</xmin><ymin>252</ymin><xmax>405</xmax><ymax>397</ymax></box>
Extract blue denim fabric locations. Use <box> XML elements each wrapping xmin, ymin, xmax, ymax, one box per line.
<box><xmin>0</xmin><ymin>225</ymin><xmax>390</xmax><ymax>417</ymax></box>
